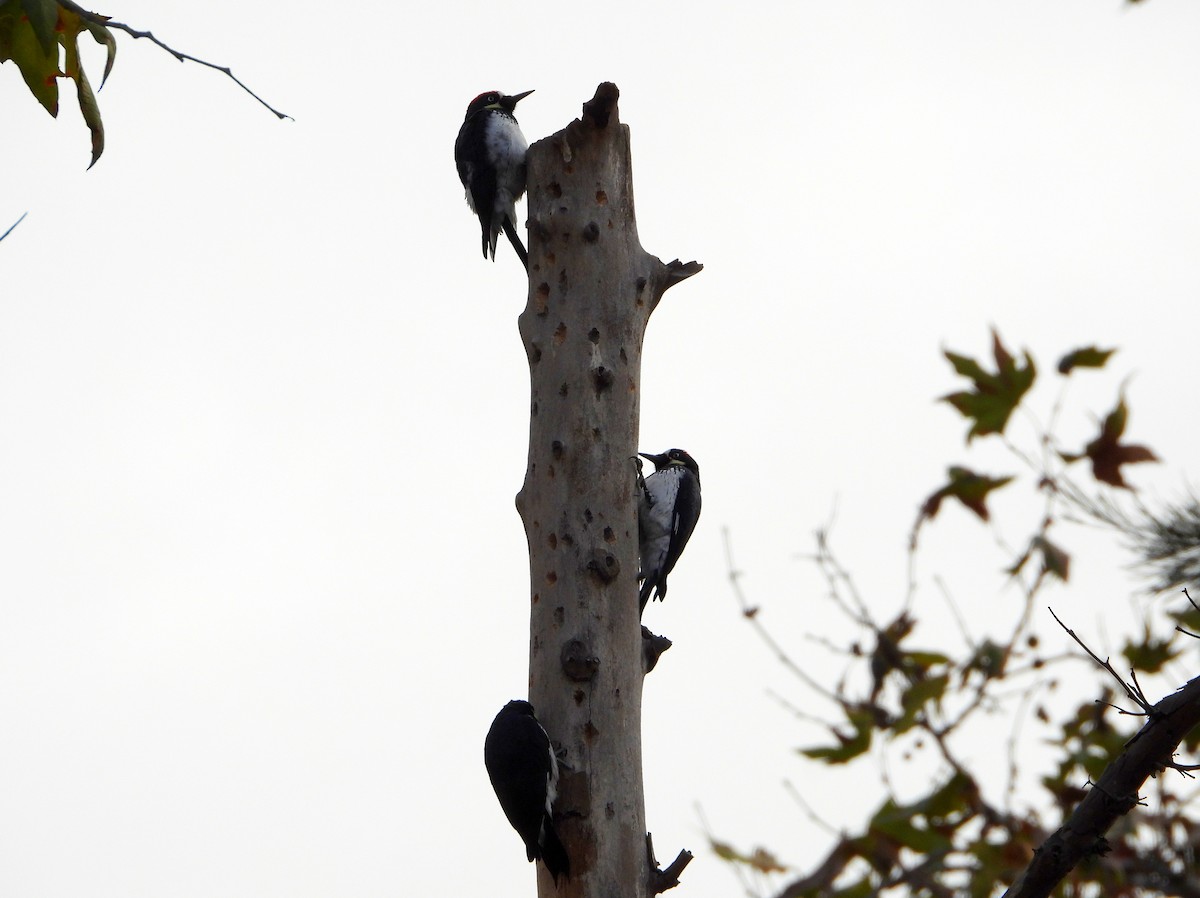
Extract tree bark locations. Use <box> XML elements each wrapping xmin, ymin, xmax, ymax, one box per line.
<box><xmin>515</xmin><ymin>83</ymin><xmax>699</xmax><ymax>898</ymax></box>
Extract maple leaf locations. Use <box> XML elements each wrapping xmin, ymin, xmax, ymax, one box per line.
<box><xmin>1033</xmin><ymin>535</ymin><xmax>1070</xmax><ymax>581</ymax></box>
<box><xmin>1057</xmin><ymin>345</ymin><xmax>1116</xmax><ymax>375</ymax></box>
<box><xmin>942</xmin><ymin>329</ymin><xmax>1036</xmax><ymax>442</ymax></box>
<box><xmin>0</xmin><ymin>0</ymin><xmax>115</xmax><ymax>166</ymax></box>
<box><xmin>1062</xmin><ymin>395</ymin><xmax>1158</xmax><ymax>489</ymax></box>
<box><xmin>1004</xmin><ymin>534</ymin><xmax>1067</xmax><ymax>582</ymax></box>
<box><xmin>920</xmin><ymin>466</ymin><xmax>1014</xmax><ymax>524</ymax></box>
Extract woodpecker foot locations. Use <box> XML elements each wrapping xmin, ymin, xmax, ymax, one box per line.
<box><xmin>646</xmin><ymin>832</ymin><xmax>693</xmax><ymax>895</ymax></box>
<box><xmin>553</xmin><ymin>741</ymin><xmax>574</xmax><ymax>771</ymax></box>
<box><xmin>632</xmin><ymin>456</ymin><xmax>652</xmax><ymax>504</ymax></box>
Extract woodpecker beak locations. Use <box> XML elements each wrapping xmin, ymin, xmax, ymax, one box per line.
<box><xmin>639</xmin><ymin>451</ymin><xmax>668</xmax><ymax>468</ymax></box>
<box><xmin>503</xmin><ymin>90</ymin><xmax>535</xmax><ymax>110</ymax></box>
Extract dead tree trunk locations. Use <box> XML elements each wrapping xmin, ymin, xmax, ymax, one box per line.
<box><xmin>514</xmin><ymin>83</ymin><xmax>700</xmax><ymax>898</ymax></box>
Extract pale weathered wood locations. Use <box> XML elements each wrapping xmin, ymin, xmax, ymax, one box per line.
<box><xmin>515</xmin><ymin>82</ymin><xmax>699</xmax><ymax>898</ymax></box>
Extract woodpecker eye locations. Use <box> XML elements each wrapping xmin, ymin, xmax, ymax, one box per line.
<box><xmin>489</xmin><ymin>93</ymin><xmax>500</xmax><ymax>103</ymax></box>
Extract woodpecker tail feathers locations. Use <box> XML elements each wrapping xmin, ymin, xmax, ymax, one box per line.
<box><xmin>502</xmin><ymin>215</ymin><xmax>529</xmax><ymax>271</ymax></box>
<box><xmin>538</xmin><ymin>818</ymin><xmax>571</xmax><ymax>883</ymax></box>
<box><xmin>639</xmin><ymin>575</ymin><xmax>664</xmax><ymax>614</ymax></box>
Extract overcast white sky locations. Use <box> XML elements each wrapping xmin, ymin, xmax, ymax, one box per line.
<box><xmin>3</xmin><ymin>1</ymin><xmax>1200</xmax><ymax>896</ymax></box>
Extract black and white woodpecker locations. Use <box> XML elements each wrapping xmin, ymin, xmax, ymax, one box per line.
<box><xmin>454</xmin><ymin>90</ymin><xmax>534</xmax><ymax>272</ymax></box>
<box><xmin>484</xmin><ymin>700</ymin><xmax>571</xmax><ymax>884</ymax></box>
<box><xmin>637</xmin><ymin>448</ymin><xmax>702</xmax><ymax>613</ymax></box>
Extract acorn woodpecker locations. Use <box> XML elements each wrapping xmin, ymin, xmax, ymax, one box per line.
<box><xmin>484</xmin><ymin>700</ymin><xmax>570</xmax><ymax>883</ymax></box>
<box><xmin>637</xmin><ymin>448</ymin><xmax>702</xmax><ymax>613</ymax></box>
<box><xmin>455</xmin><ymin>90</ymin><xmax>534</xmax><ymax>271</ymax></box>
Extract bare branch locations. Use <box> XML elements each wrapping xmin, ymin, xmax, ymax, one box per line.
<box><xmin>0</xmin><ymin>212</ymin><xmax>27</xmax><ymax>243</ymax></box>
<box><xmin>774</xmin><ymin>839</ymin><xmax>856</xmax><ymax>898</ymax></box>
<box><xmin>1003</xmin><ymin>673</ymin><xmax>1200</xmax><ymax>898</ymax></box>
<box><xmin>724</xmin><ymin>528</ymin><xmax>840</xmax><ymax>704</ymax></box>
<box><xmin>59</xmin><ymin>0</ymin><xmax>291</xmax><ymax>120</ymax></box>
<box><xmin>781</xmin><ymin>779</ymin><xmax>840</xmax><ymax>838</ymax></box>
<box><xmin>646</xmin><ymin>833</ymin><xmax>693</xmax><ymax>896</ymax></box>
<box><xmin>1049</xmin><ymin>607</ymin><xmax>1152</xmax><ymax>713</ymax></box>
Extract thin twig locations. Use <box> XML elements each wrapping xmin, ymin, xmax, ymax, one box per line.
<box><xmin>724</xmin><ymin>528</ymin><xmax>840</xmax><ymax>704</ymax></box>
<box><xmin>1005</xmin><ymin>686</ymin><xmax>1037</xmax><ymax>814</ymax></box>
<box><xmin>0</xmin><ymin>212</ymin><xmax>28</xmax><ymax>243</ymax></box>
<box><xmin>1048</xmin><ymin>607</ymin><xmax>1152</xmax><ymax>714</ymax></box>
<box><xmin>934</xmin><ymin>574</ymin><xmax>975</xmax><ymax>649</ymax></box>
<box><xmin>764</xmin><ymin>689</ymin><xmax>830</xmax><ymax>727</ymax></box>
<box><xmin>781</xmin><ymin>779</ymin><xmax>840</xmax><ymax>838</ymax></box>
<box><xmin>60</xmin><ymin>1</ymin><xmax>291</xmax><ymax>120</ymax></box>
<box><xmin>814</xmin><ymin>529</ymin><xmax>872</xmax><ymax>625</ymax></box>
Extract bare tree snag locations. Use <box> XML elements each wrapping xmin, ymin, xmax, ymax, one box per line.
<box><xmin>515</xmin><ymin>82</ymin><xmax>701</xmax><ymax>898</ymax></box>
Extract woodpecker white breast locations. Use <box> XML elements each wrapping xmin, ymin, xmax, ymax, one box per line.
<box><xmin>454</xmin><ymin>90</ymin><xmax>533</xmax><ymax>270</ymax></box>
<box><xmin>637</xmin><ymin>448</ymin><xmax>702</xmax><ymax>613</ymax></box>
<box><xmin>483</xmin><ymin>111</ymin><xmax>528</xmax><ymax>205</ymax></box>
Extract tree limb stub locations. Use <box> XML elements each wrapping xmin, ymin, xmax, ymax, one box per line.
<box><xmin>646</xmin><ymin>832</ymin><xmax>693</xmax><ymax>895</ymax></box>
<box><xmin>516</xmin><ymin>82</ymin><xmax>701</xmax><ymax>898</ymax></box>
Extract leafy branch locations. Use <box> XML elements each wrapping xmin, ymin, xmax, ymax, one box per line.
<box><xmin>60</xmin><ymin>0</ymin><xmax>291</xmax><ymax>121</ymax></box>
<box><xmin>714</xmin><ymin>330</ymin><xmax>1200</xmax><ymax>898</ymax></box>
<box><xmin>0</xmin><ymin>0</ymin><xmax>288</xmax><ymax>167</ymax></box>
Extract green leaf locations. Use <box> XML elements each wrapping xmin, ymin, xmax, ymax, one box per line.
<box><xmin>1058</xmin><ymin>346</ymin><xmax>1116</xmax><ymax>375</ymax></box>
<box><xmin>906</xmin><ymin>651</ymin><xmax>952</xmax><ymax>669</ymax></box>
<box><xmin>61</xmin><ymin>10</ymin><xmax>103</xmax><ymax>167</ymax></box>
<box><xmin>18</xmin><ymin>0</ymin><xmax>55</xmax><ymax>52</ymax></box>
<box><xmin>84</xmin><ymin>15</ymin><xmax>116</xmax><ymax>87</ymax></box>
<box><xmin>709</xmin><ymin>838</ymin><xmax>740</xmax><ymax>863</ymax></box>
<box><xmin>1033</xmin><ymin>536</ymin><xmax>1070</xmax><ymax>581</ymax></box>
<box><xmin>870</xmin><ymin>797</ymin><xmax>954</xmax><ymax>855</ymax></box>
<box><xmin>963</xmin><ymin>639</ymin><xmax>1006</xmax><ymax>681</ymax></box>
<box><xmin>1122</xmin><ymin>636</ymin><xmax>1179</xmax><ymax>674</ymax></box>
<box><xmin>923</xmin><ymin>772</ymin><xmax>977</xmax><ymax>819</ymax></box>
<box><xmin>1</xmin><ymin>0</ymin><xmax>60</xmax><ymax>115</ymax></box>
<box><xmin>920</xmin><ymin>466</ymin><xmax>1014</xmax><ymax>523</ymax></box>
<box><xmin>709</xmin><ymin>840</ymin><xmax>787</xmax><ymax>874</ymax></box>
<box><xmin>1168</xmin><ymin>604</ymin><xmax>1200</xmax><ymax>633</ymax></box>
<box><xmin>2</xmin><ymin>0</ymin><xmax>114</xmax><ymax>164</ymax></box>
<box><xmin>941</xmin><ymin>330</ymin><xmax>1036</xmax><ymax>442</ymax></box>
<box><xmin>895</xmin><ymin>674</ymin><xmax>949</xmax><ymax>734</ymax></box>
<box><xmin>801</xmin><ymin>708</ymin><xmax>874</xmax><ymax>764</ymax></box>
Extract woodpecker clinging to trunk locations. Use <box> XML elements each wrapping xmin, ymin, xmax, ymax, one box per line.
<box><xmin>454</xmin><ymin>90</ymin><xmax>534</xmax><ymax>271</ymax></box>
<box><xmin>484</xmin><ymin>700</ymin><xmax>571</xmax><ymax>884</ymax></box>
<box><xmin>637</xmin><ymin>448</ymin><xmax>702</xmax><ymax>614</ymax></box>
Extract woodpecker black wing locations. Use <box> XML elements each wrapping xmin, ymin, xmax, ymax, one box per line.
<box><xmin>638</xmin><ymin>449</ymin><xmax>702</xmax><ymax>612</ymax></box>
<box><xmin>454</xmin><ymin>113</ymin><xmax>498</xmax><ymax>260</ymax></box>
<box><xmin>662</xmin><ymin>468</ymin><xmax>701</xmax><ymax>586</ymax></box>
<box><xmin>484</xmin><ymin>700</ymin><xmax>570</xmax><ymax>883</ymax></box>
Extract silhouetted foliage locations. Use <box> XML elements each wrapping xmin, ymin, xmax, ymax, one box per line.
<box><xmin>718</xmin><ymin>330</ymin><xmax>1200</xmax><ymax>898</ymax></box>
